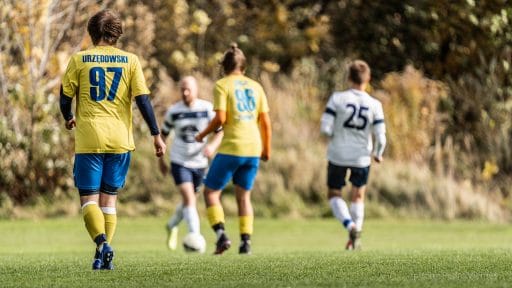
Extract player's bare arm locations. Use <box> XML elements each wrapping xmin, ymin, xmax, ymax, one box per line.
<box><xmin>203</xmin><ymin>130</ymin><xmax>224</xmax><ymax>158</ymax></box>
<box><xmin>195</xmin><ymin>110</ymin><xmax>226</xmax><ymax>142</ymax></box>
<box><xmin>259</xmin><ymin>112</ymin><xmax>272</xmax><ymax>161</ymax></box>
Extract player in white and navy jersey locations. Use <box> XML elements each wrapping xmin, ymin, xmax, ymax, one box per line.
<box><xmin>159</xmin><ymin>76</ymin><xmax>223</xmax><ymax>250</ymax></box>
<box><xmin>320</xmin><ymin>60</ymin><xmax>386</xmax><ymax>250</ymax></box>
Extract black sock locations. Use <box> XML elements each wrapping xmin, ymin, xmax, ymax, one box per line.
<box><xmin>241</xmin><ymin>233</ymin><xmax>250</xmax><ymax>242</ymax></box>
<box><xmin>212</xmin><ymin>223</ymin><xmax>225</xmax><ymax>233</ymax></box>
<box><xmin>213</xmin><ymin>223</ymin><xmax>225</xmax><ymax>240</ymax></box>
<box><xmin>94</xmin><ymin>233</ymin><xmax>107</xmax><ymax>247</ymax></box>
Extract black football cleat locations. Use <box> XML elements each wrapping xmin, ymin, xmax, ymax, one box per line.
<box><xmin>346</xmin><ymin>227</ymin><xmax>358</xmax><ymax>250</ymax></box>
<box><xmin>239</xmin><ymin>240</ymin><xmax>252</xmax><ymax>255</ymax></box>
<box><xmin>214</xmin><ymin>233</ymin><xmax>231</xmax><ymax>255</ymax></box>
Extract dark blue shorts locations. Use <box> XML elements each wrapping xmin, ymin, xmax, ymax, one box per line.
<box><xmin>74</xmin><ymin>152</ymin><xmax>131</xmax><ymax>196</ymax></box>
<box><xmin>204</xmin><ymin>153</ymin><xmax>260</xmax><ymax>191</ymax></box>
<box><xmin>170</xmin><ymin>162</ymin><xmax>205</xmax><ymax>193</ymax></box>
<box><xmin>327</xmin><ymin>162</ymin><xmax>370</xmax><ymax>189</ymax></box>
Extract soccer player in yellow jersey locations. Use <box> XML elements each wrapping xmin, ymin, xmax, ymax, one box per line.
<box><xmin>59</xmin><ymin>10</ymin><xmax>166</xmax><ymax>270</ymax></box>
<box><xmin>196</xmin><ymin>43</ymin><xmax>272</xmax><ymax>255</ymax></box>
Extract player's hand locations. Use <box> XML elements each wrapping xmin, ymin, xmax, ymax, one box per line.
<box><xmin>195</xmin><ymin>133</ymin><xmax>204</xmax><ymax>143</ymax></box>
<box><xmin>65</xmin><ymin>117</ymin><xmax>76</xmax><ymax>130</ymax></box>
<box><xmin>153</xmin><ymin>135</ymin><xmax>166</xmax><ymax>157</ymax></box>
<box><xmin>203</xmin><ymin>144</ymin><xmax>215</xmax><ymax>158</ymax></box>
<box><xmin>158</xmin><ymin>157</ymin><xmax>168</xmax><ymax>175</ymax></box>
<box><xmin>373</xmin><ymin>155</ymin><xmax>383</xmax><ymax>163</ymax></box>
<box><xmin>261</xmin><ymin>149</ymin><xmax>270</xmax><ymax>162</ymax></box>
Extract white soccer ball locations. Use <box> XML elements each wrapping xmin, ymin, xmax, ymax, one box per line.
<box><xmin>183</xmin><ymin>233</ymin><xmax>206</xmax><ymax>253</ymax></box>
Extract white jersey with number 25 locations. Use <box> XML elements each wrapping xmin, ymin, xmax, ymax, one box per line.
<box><xmin>321</xmin><ymin>89</ymin><xmax>386</xmax><ymax>168</ymax></box>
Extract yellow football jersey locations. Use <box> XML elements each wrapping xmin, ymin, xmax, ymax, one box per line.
<box><xmin>61</xmin><ymin>46</ymin><xmax>150</xmax><ymax>153</ymax></box>
<box><xmin>214</xmin><ymin>74</ymin><xmax>269</xmax><ymax>157</ymax></box>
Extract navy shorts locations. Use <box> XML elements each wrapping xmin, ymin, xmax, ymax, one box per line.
<box><xmin>327</xmin><ymin>162</ymin><xmax>370</xmax><ymax>189</ymax></box>
<box><xmin>204</xmin><ymin>153</ymin><xmax>260</xmax><ymax>191</ymax></box>
<box><xmin>170</xmin><ymin>162</ymin><xmax>205</xmax><ymax>193</ymax></box>
<box><xmin>74</xmin><ymin>152</ymin><xmax>131</xmax><ymax>196</ymax></box>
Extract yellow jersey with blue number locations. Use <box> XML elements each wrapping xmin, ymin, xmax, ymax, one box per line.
<box><xmin>61</xmin><ymin>46</ymin><xmax>150</xmax><ymax>153</ymax></box>
<box><xmin>214</xmin><ymin>74</ymin><xmax>269</xmax><ymax>157</ymax></box>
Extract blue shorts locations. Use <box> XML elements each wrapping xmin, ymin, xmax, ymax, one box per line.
<box><xmin>170</xmin><ymin>162</ymin><xmax>205</xmax><ymax>193</ymax></box>
<box><xmin>74</xmin><ymin>153</ymin><xmax>131</xmax><ymax>196</ymax></box>
<box><xmin>204</xmin><ymin>154</ymin><xmax>260</xmax><ymax>191</ymax></box>
<box><xmin>327</xmin><ymin>162</ymin><xmax>370</xmax><ymax>189</ymax></box>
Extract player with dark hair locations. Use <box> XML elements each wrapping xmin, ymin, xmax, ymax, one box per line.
<box><xmin>60</xmin><ymin>9</ymin><xmax>166</xmax><ymax>269</ymax></box>
<box><xmin>195</xmin><ymin>43</ymin><xmax>272</xmax><ymax>255</ymax></box>
<box><xmin>159</xmin><ymin>76</ymin><xmax>223</xmax><ymax>250</ymax></box>
<box><xmin>321</xmin><ymin>60</ymin><xmax>386</xmax><ymax>250</ymax></box>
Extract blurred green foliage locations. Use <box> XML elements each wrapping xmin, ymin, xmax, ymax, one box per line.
<box><xmin>1</xmin><ymin>0</ymin><xmax>511</xmax><ymax>219</ymax></box>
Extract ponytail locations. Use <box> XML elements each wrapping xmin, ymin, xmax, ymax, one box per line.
<box><xmin>220</xmin><ymin>43</ymin><xmax>246</xmax><ymax>75</ymax></box>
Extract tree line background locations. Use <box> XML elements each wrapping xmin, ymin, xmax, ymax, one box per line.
<box><xmin>0</xmin><ymin>0</ymin><xmax>511</xmax><ymax>220</ymax></box>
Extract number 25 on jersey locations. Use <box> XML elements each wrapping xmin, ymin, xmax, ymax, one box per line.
<box><xmin>343</xmin><ymin>104</ymin><xmax>368</xmax><ymax>130</ymax></box>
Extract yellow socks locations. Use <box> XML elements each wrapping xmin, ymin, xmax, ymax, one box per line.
<box><xmin>239</xmin><ymin>215</ymin><xmax>253</xmax><ymax>235</ymax></box>
<box><xmin>207</xmin><ymin>206</ymin><xmax>254</xmax><ymax>239</ymax></box>
<box><xmin>207</xmin><ymin>205</ymin><xmax>225</xmax><ymax>227</ymax></box>
<box><xmin>82</xmin><ymin>202</ymin><xmax>105</xmax><ymax>242</ymax></box>
<box><xmin>101</xmin><ymin>207</ymin><xmax>117</xmax><ymax>244</ymax></box>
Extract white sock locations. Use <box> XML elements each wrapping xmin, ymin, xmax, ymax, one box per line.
<box><xmin>182</xmin><ymin>206</ymin><xmax>200</xmax><ymax>234</ymax></box>
<box><xmin>215</xmin><ymin>229</ymin><xmax>225</xmax><ymax>240</ymax></box>
<box><xmin>329</xmin><ymin>197</ymin><xmax>354</xmax><ymax>230</ymax></box>
<box><xmin>167</xmin><ymin>203</ymin><xmax>184</xmax><ymax>229</ymax></box>
<box><xmin>100</xmin><ymin>206</ymin><xmax>116</xmax><ymax>215</ymax></box>
<box><xmin>350</xmin><ymin>202</ymin><xmax>365</xmax><ymax>232</ymax></box>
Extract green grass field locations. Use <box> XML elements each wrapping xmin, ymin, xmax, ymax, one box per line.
<box><xmin>1</xmin><ymin>217</ymin><xmax>511</xmax><ymax>287</ymax></box>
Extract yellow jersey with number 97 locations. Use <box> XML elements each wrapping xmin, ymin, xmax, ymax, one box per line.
<box><xmin>214</xmin><ymin>74</ymin><xmax>269</xmax><ymax>157</ymax></box>
<box><xmin>61</xmin><ymin>46</ymin><xmax>149</xmax><ymax>153</ymax></box>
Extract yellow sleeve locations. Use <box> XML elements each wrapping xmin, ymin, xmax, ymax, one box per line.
<box><xmin>61</xmin><ymin>56</ymin><xmax>78</xmax><ymax>98</ymax></box>
<box><xmin>130</xmin><ymin>55</ymin><xmax>150</xmax><ymax>97</ymax></box>
<box><xmin>258</xmin><ymin>85</ymin><xmax>269</xmax><ymax>113</ymax></box>
<box><xmin>213</xmin><ymin>82</ymin><xmax>227</xmax><ymax>111</ymax></box>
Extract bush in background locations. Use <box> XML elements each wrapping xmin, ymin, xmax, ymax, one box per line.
<box><xmin>1</xmin><ymin>1</ymin><xmax>510</xmax><ymax>221</ymax></box>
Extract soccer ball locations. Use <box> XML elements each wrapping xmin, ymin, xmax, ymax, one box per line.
<box><xmin>183</xmin><ymin>233</ymin><xmax>206</xmax><ymax>253</ymax></box>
